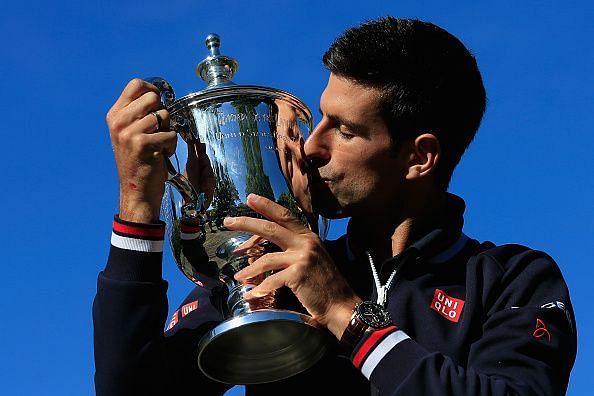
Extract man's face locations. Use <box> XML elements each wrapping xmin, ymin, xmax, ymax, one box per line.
<box><xmin>305</xmin><ymin>74</ymin><xmax>408</xmax><ymax>219</ymax></box>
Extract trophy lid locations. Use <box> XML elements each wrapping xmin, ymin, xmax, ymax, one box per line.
<box><xmin>196</xmin><ymin>33</ymin><xmax>239</xmax><ymax>88</ymax></box>
<box><xmin>171</xmin><ymin>33</ymin><xmax>312</xmax><ymax>123</ymax></box>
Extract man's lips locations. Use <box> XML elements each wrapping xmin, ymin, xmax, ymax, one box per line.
<box><xmin>310</xmin><ymin>176</ymin><xmax>335</xmax><ymax>189</ymax></box>
<box><xmin>308</xmin><ymin>168</ymin><xmax>337</xmax><ymax>186</ymax></box>
<box><xmin>310</xmin><ymin>173</ymin><xmax>329</xmax><ymax>182</ymax></box>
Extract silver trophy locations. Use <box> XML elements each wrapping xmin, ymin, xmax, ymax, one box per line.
<box><xmin>150</xmin><ymin>34</ymin><xmax>330</xmax><ymax>384</ymax></box>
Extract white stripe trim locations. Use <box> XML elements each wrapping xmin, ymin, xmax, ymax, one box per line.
<box><xmin>361</xmin><ymin>330</ymin><xmax>410</xmax><ymax>379</ymax></box>
<box><xmin>426</xmin><ymin>233</ymin><xmax>469</xmax><ymax>264</ymax></box>
<box><xmin>111</xmin><ymin>232</ymin><xmax>164</xmax><ymax>252</ymax></box>
<box><xmin>181</xmin><ymin>232</ymin><xmax>201</xmax><ymax>240</ymax></box>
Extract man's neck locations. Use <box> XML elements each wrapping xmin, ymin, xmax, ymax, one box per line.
<box><xmin>347</xmin><ymin>192</ymin><xmax>447</xmax><ymax>263</ymax></box>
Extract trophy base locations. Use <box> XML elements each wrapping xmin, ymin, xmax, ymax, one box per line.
<box><xmin>196</xmin><ymin>309</ymin><xmax>329</xmax><ymax>384</ymax></box>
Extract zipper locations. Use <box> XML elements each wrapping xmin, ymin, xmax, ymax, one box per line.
<box><xmin>366</xmin><ymin>251</ymin><xmax>399</xmax><ymax>307</ymax></box>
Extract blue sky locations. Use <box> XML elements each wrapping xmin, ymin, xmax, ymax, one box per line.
<box><xmin>1</xmin><ymin>1</ymin><xmax>592</xmax><ymax>395</ymax></box>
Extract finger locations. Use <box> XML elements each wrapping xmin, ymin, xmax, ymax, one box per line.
<box><xmin>234</xmin><ymin>251</ymin><xmax>290</xmax><ymax>281</ymax></box>
<box><xmin>235</xmin><ymin>234</ymin><xmax>265</xmax><ymax>251</ymax></box>
<box><xmin>223</xmin><ymin>216</ymin><xmax>294</xmax><ymax>250</ymax></box>
<box><xmin>246</xmin><ymin>194</ymin><xmax>309</xmax><ymax>233</ymax></box>
<box><xmin>244</xmin><ymin>271</ymin><xmax>287</xmax><ymax>299</ymax></box>
<box><xmin>129</xmin><ymin>109</ymin><xmax>171</xmax><ymax>134</ymax></box>
<box><xmin>148</xmin><ymin>130</ymin><xmax>178</xmax><ymax>158</ymax></box>
<box><xmin>151</xmin><ymin>109</ymin><xmax>171</xmax><ymax>131</ymax></box>
<box><xmin>125</xmin><ymin>130</ymin><xmax>178</xmax><ymax>160</ymax></box>
<box><xmin>116</xmin><ymin>93</ymin><xmax>170</xmax><ymax>131</ymax></box>
<box><xmin>112</xmin><ymin>78</ymin><xmax>159</xmax><ymax>112</ymax></box>
<box><xmin>232</xmin><ymin>236</ymin><xmax>268</xmax><ymax>258</ymax></box>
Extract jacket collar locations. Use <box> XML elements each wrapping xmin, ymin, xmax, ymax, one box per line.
<box><xmin>345</xmin><ymin>193</ymin><xmax>469</xmax><ymax>265</ymax></box>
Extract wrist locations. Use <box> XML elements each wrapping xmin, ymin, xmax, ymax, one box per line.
<box><xmin>119</xmin><ymin>197</ymin><xmax>162</xmax><ymax>224</ymax></box>
<box><xmin>325</xmin><ymin>299</ymin><xmax>362</xmax><ymax>340</ymax></box>
<box><xmin>339</xmin><ymin>301</ymin><xmax>393</xmax><ymax>355</ymax></box>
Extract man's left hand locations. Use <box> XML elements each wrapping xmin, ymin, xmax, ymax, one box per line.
<box><xmin>225</xmin><ymin>194</ymin><xmax>361</xmax><ymax>339</ymax></box>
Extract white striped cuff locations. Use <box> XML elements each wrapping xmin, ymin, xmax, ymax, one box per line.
<box><xmin>360</xmin><ymin>330</ymin><xmax>410</xmax><ymax>379</ymax></box>
<box><xmin>111</xmin><ymin>232</ymin><xmax>164</xmax><ymax>253</ymax></box>
<box><xmin>181</xmin><ymin>231</ymin><xmax>202</xmax><ymax>240</ymax></box>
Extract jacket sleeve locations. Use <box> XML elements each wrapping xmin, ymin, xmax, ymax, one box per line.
<box><xmin>349</xmin><ymin>247</ymin><xmax>577</xmax><ymax>396</ymax></box>
<box><xmin>92</xmin><ymin>216</ymin><xmax>229</xmax><ymax>396</ymax></box>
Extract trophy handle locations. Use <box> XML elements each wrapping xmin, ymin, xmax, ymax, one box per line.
<box><xmin>144</xmin><ymin>77</ymin><xmax>201</xmax><ymax>222</ymax></box>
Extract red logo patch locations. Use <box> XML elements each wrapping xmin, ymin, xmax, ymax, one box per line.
<box><xmin>430</xmin><ymin>289</ymin><xmax>465</xmax><ymax>323</ymax></box>
<box><xmin>181</xmin><ymin>301</ymin><xmax>199</xmax><ymax>317</ymax></box>
<box><xmin>533</xmin><ymin>318</ymin><xmax>551</xmax><ymax>342</ymax></box>
<box><xmin>166</xmin><ymin>309</ymin><xmax>179</xmax><ymax>331</ymax></box>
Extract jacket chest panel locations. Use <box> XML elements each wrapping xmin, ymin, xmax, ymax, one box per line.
<box><xmin>385</xmin><ymin>273</ymin><xmax>480</xmax><ymax>366</ymax></box>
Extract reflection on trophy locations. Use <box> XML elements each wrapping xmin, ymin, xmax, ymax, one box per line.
<box><xmin>150</xmin><ymin>34</ymin><xmax>330</xmax><ymax>385</ymax></box>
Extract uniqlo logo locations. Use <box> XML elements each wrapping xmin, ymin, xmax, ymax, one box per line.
<box><xmin>430</xmin><ymin>289</ymin><xmax>465</xmax><ymax>323</ymax></box>
<box><xmin>181</xmin><ymin>301</ymin><xmax>198</xmax><ymax>317</ymax></box>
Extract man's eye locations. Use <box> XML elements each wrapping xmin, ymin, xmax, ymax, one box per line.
<box><xmin>337</xmin><ymin>129</ymin><xmax>354</xmax><ymax>140</ymax></box>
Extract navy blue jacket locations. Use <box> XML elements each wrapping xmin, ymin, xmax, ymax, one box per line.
<box><xmin>94</xmin><ymin>196</ymin><xmax>577</xmax><ymax>395</ymax></box>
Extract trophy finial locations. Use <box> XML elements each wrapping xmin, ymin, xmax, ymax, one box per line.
<box><xmin>205</xmin><ymin>33</ymin><xmax>221</xmax><ymax>56</ymax></box>
<box><xmin>196</xmin><ymin>33</ymin><xmax>239</xmax><ymax>88</ymax></box>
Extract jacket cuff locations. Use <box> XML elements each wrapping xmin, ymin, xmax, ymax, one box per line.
<box><xmin>180</xmin><ymin>221</ymin><xmax>202</xmax><ymax>241</ymax></box>
<box><xmin>351</xmin><ymin>326</ymin><xmax>428</xmax><ymax>389</ymax></box>
<box><xmin>104</xmin><ymin>215</ymin><xmax>166</xmax><ymax>282</ymax></box>
<box><xmin>110</xmin><ymin>215</ymin><xmax>166</xmax><ymax>252</ymax></box>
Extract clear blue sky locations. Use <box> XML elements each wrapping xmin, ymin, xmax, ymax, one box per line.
<box><xmin>2</xmin><ymin>1</ymin><xmax>592</xmax><ymax>395</ymax></box>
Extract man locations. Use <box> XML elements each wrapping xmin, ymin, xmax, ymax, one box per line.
<box><xmin>94</xmin><ymin>17</ymin><xmax>577</xmax><ymax>395</ymax></box>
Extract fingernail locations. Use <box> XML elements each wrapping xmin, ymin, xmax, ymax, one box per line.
<box><xmin>234</xmin><ymin>270</ymin><xmax>245</xmax><ymax>280</ymax></box>
<box><xmin>223</xmin><ymin>217</ymin><xmax>235</xmax><ymax>226</ymax></box>
<box><xmin>247</xmin><ymin>194</ymin><xmax>259</xmax><ymax>202</ymax></box>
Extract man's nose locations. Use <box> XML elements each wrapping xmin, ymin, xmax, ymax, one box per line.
<box><xmin>304</xmin><ymin>122</ymin><xmax>330</xmax><ymax>167</ymax></box>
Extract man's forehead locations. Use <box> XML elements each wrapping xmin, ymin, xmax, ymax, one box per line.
<box><xmin>320</xmin><ymin>74</ymin><xmax>382</xmax><ymax>118</ymax></box>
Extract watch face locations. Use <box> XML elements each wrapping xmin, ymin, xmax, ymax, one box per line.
<box><xmin>357</xmin><ymin>301</ymin><xmax>392</xmax><ymax>328</ymax></box>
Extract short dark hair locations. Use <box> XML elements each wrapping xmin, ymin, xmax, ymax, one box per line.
<box><xmin>323</xmin><ymin>17</ymin><xmax>486</xmax><ymax>190</ymax></box>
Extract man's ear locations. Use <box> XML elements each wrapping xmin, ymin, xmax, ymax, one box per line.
<box><xmin>405</xmin><ymin>133</ymin><xmax>440</xmax><ymax>180</ymax></box>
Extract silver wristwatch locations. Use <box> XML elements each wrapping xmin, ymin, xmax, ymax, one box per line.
<box><xmin>339</xmin><ymin>301</ymin><xmax>392</xmax><ymax>354</ymax></box>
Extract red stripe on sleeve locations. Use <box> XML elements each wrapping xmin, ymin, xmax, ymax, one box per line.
<box><xmin>352</xmin><ymin>325</ymin><xmax>398</xmax><ymax>369</ymax></box>
<box><xmin>181</xmin><ymin>222</ymin><xmax>201</xmax><ymax>233</ymax></box>
<box><xmin>113</xmin><ymin>220</ymin><xmax>165</xmax><ymax>239</ymax></box>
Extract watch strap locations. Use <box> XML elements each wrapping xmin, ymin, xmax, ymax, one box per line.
<box><xmin>340</xmin><ymin>307</ymin><xmax>370</xmax><ymax>354</ymax></box>
<box><xmin>339</xmin><ymin>301</ymin><xmax>392</xmax><ymax>355</ymax></box>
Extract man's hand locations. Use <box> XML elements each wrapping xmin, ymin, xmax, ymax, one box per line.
<box><xmin>107</xmin><ymin>78</ymin><xmax>177</xmax><ymax>223</ymax></box>
<box><xmin>225</xmin><ymin>194</ymin><xmax>361</xmax><ymax>339</ymax></box>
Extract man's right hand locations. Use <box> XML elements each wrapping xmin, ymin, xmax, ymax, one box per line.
<box><xmin>107</xmin><ymin>78</ymin><xmax>178</xmax><ymax>224</ymax></box>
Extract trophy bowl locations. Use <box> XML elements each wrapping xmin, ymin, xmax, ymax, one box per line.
<box><xmin>152</xmin><ymin>34</ymin><xmax>330</xmax><ymax>384</ymax></box>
